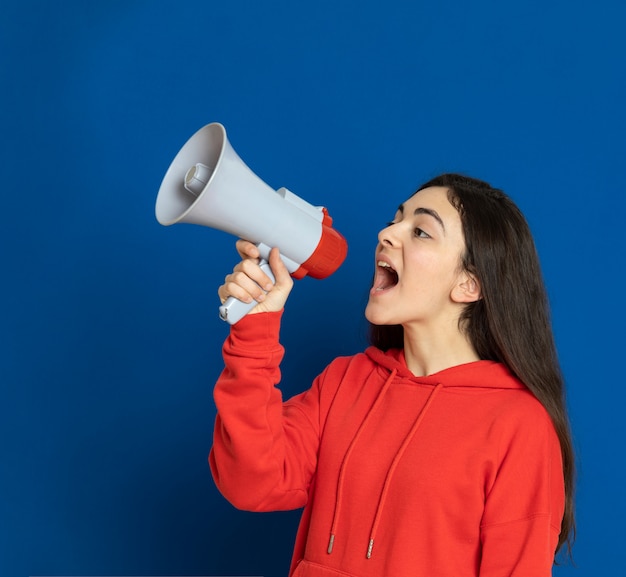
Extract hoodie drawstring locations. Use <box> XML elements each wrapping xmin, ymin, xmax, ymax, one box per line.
<box><xmin>327</xmin><ymin>369</ymin><xmax>397</xmax><ymax>554</ymax></box>
<box><xmin>366</xmin><ymin>382</ymin><xmax>443</xmax><ymax>559</ymax></box>
<box><xmin>326</xmin><ymin>375</ymin><xmax>444</xmax><ymax>560</ymax></box>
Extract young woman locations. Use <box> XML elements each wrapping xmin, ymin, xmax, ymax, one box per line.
<box><xmin>209</xmin><ymin>173</ymin><xmax>575</xmax><ymax>577</ymax></box>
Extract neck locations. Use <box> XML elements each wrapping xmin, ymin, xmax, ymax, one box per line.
<box><xmin>402</xmin><ymin>322</ymin><xmax>480</xmax><ymax>377</ymax></box>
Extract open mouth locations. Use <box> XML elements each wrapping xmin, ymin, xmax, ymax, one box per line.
<box><xmin>372</xmin><ymin>260</ymin><xmax>399</xmax><ymax>292</ymax></box>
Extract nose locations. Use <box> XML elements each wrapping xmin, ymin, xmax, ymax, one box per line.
<box><xmin>378</xmin><ymin>222</ymin><xmax>399</xmax><ymax>247</ymax></box>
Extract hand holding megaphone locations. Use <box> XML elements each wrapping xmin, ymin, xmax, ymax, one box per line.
<box><xmin>155</xmin><ymin>123</ymin><xmax>348</xmax><ymax>324</ymax></box>
<box><xmin>218</xmin><ymin>241</ymin><xmax>294</xmax><ymax>318</ymax></box>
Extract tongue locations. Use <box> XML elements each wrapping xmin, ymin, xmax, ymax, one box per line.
<box><xmin>375</xmin><ymin>267</ymin><xmax>398</xmax><ymax>290</ymax></box>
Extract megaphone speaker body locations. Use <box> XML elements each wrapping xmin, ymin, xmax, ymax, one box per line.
<box><xmin>156</xmin><ymin>123</ymin><xmax>347</xmax><ymax>323</ymax></box>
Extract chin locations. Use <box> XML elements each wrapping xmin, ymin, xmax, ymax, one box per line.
<box><xmin>364</xmin><ymin>303</ymin><xmax>376</xmax><ymax>324</ymax></box>
<box><xmin>365</xmin><ymin>302</ymin><xmax>393</xmax><ymax>326</ymax></box>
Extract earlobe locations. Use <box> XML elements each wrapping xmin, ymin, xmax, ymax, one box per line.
<box><xmin>452</xmin><ymin>274</ymin><xmax>482</xmax><ymax>303</ymax></box>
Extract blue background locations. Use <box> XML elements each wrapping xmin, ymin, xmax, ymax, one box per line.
<box><xmin>1</xmin><ymin>0</ymin><xmax>624</xmax><ymax>576</ymax></box>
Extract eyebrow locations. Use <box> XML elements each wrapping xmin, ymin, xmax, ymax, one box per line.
<box><xmin>397</xmin><ymin>203</ymin><xmax>446</xmax><ymax>232</ymax></box>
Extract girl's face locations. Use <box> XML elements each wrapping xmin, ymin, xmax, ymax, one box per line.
<box><xmin>365</xmin><ymin>186</ymin><xmax>475</xmax><ymax>329</ymax></box>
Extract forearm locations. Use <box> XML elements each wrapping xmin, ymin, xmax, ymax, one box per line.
<box><xmin>209</xmin><ymin>311</ymin><xmax>315</xmax><ymax>511</ymax></box>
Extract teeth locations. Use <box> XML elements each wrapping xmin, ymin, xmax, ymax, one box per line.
<box><xmin>377</xmin><ymin>261</ymin><xmax>392</xmax><ymax>268</ymax></box>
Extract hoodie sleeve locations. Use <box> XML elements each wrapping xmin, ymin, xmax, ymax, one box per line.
<box><xmin>209</xmin><ymin>311</ymin><xmax>322</xmax><ymax>512</ymax></box>
<box><xmin>478</xmin><ymin>402</ymin><xmax>565</xmax><ymax>576</ymax></box>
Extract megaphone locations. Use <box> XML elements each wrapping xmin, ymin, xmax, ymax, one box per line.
<box><xmin>155</xmin><ymin>122</ymin><xmax>348</xmax><ymax>324</ymax></box>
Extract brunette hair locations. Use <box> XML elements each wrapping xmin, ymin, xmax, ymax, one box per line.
<box><xmin>369</xmin><ymin>173</ymin><xmax>575</xmax><ymax>558</ymax></box>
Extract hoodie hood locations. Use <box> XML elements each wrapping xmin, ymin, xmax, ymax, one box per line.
<box><xmin>364</xmin><ymin>346</ymin><xmax>525</xmax><ymax>390</ymax></box>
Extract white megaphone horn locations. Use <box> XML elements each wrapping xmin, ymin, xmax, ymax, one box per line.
<box><xmin>155</xmin><ymin>122</ymin><xmax>348</xmax><ymax>324</ymax></box>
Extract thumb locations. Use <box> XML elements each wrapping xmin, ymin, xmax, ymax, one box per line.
<box><xmin>248</xmin><ymin>247</ymin><xmax>294</xmax><ymax>314</ymax></box>
<box><xmin>268</xmin><ymin>247</ymin><xmax>293</xmax><ymax>290</ymax></box>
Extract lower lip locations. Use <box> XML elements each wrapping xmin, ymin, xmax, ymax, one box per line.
<box><xmin>369</xmin><ymin>285</ymin><xmax>395</xmax><ymax>297</ymax></box>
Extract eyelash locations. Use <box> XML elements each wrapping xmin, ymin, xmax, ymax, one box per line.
<box><xmin>385</xmin><ymin>222</ymin><xmax>431</xmax><ymax>239</ymax></box>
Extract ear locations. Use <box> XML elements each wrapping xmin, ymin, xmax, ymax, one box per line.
<box><xmin>451</xmin><ymin>272</ymin><xmax>482</xmax><ymax>304</ymax></box>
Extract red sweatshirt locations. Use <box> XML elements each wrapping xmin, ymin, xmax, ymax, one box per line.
<box><xmin>209</xmin><ymin>312</ymin><xmax>565</xmax><ymax>577</ymax></box>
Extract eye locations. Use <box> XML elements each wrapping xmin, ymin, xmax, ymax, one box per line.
<box><xmin>414</xmin><ymin>227</ymin><xmax>431</xmax><ymax>239</ymax></box>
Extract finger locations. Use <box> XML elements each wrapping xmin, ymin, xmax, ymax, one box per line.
<box><xmin>218</xmin><ymin>270</ymin><xmax>267</xmax><ymax>304</ymax></box>
<box><xmin>239</xmin><ymin>258</ymin><xmax>275</xmax><ymax>292</ymax></box>
<box><xmin>235</xmin><ymin>239</ymin><xmax>260</xmax><ymax>260</ymax></box>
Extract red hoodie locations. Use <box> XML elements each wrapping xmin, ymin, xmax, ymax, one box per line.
<box><xmin>210</xmin><ymin>312</ymin><xmax>565</xmax><ymax>577</ymax></box>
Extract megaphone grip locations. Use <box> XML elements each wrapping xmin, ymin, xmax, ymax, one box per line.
<box><xmin>218</xmin><ymin>259</ymin><xmax>276</xmax><ymax>325</ymax></box>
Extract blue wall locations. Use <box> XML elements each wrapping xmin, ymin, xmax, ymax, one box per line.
<box><xmin>1</xmin><ymin>1</ymin><xmax>624</xmax><ymax>575</ymax></box>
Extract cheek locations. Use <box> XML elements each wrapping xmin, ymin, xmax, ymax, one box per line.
<box><xmin>407</xmin><ymin>251</ymin><xmax>445</xmax><ymax>276</ymax></box>
<box><xmin>405</xmin><ymin>252</ymin><xmax>460</xmax><ymax>290</ymax></box>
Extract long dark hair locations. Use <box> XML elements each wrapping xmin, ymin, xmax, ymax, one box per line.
<box><xmin>369</xmin><ymin>173</ymin><xmax>575</xmax><ymax>558</ymax></box>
